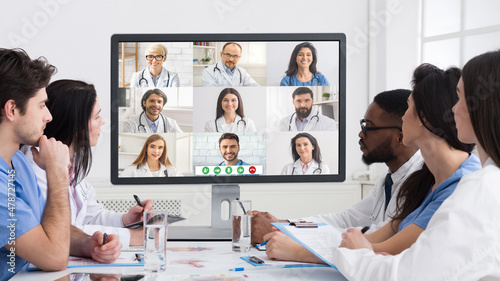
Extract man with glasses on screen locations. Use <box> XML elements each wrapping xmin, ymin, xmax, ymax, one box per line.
<box><xmin>279</xmin><ymin>86</ymin><xmax>336</xmax><ymax>131</ymax></box>
<box><xmin>202</xmin><ymin>42</ymin><xmax>259</xmax><ymax>87</ymax></box>
<box><xmin>252</xmin><ymin>89</ymin><xmax>423</xmax><ymax>245</ymax></box>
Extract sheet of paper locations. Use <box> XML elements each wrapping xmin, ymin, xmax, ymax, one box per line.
<box><xmin>28</xmin><ymin>252</ymin><xmax>143</xmax><ymax>270</ymax></box>
<box><xmin>271</xmin><ymin>223</ymin><xmax>342</xmax><ymax>269</ymax></box>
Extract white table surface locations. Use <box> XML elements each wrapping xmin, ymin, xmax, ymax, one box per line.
<box><xmin>11</xmin><ymin>241</ymin><xmax>347</xmax><ymax>281</ymax></box>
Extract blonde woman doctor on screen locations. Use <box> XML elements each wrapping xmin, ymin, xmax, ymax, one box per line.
<box><xmin>281</xmin><ymin>132</ymin><xmax>329</xmax><ymax>175</ymax></box>
<box><xmin>130</xmin><ymin>43</ymin><xmax>179</xmax><ymax>87</ymax></box>
<box><xmin>204</xmin><ymin>87</ymin><xmax>256</xmax><ymax>132</ymax></box>
<box><xmin>120</xmin><ymin>134</ymin><xmax>179</xmax><ymax>177</ymax></box>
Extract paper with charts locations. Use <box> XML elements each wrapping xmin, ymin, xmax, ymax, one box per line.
<box><xmin>271</xmin><ymin>222</ymin><xmax>342</xmax><ymax>269</ymax></box>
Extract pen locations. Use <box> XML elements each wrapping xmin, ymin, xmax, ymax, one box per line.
<box><xmin>361</xmin><ymin>226</ymin><xmax>370</xmax><ymax>234</ymax></box>
<box><xmin>102</xmin><ymin>233</ymin><xmax>107</xmax><ymax>245</ymax></box>
<box><xmin>133</xmin><ymin>194</ymin><xmax>143</xmax><ymax>207</ymax></box>
<box><xmin>258</xmin><ymin>241</ymin><xmax>268</xmax><ymax>247</ymax></box>
<box><xmin>230</xmin><ymin>265</ymin><xmax>286</xmax><ymax>271</ymax></box>
<box><xmin>235</xmin><ymin>198</ymin><xmax>246</xmax><ymax>214</ymax></box>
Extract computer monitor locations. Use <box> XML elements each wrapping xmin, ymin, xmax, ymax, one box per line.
<box><xmin>111</xmin><ymin>33</ymin><xmax>346</xmax><ymax>186</ymax></box>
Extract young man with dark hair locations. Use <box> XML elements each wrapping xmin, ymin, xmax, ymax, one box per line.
<box><xmin>0</xmin><ymin>48</ymin><xmax>121</xmax><ymax>279</ymax></box>
<box><xmin>252</xmin><ymin>89</ymin><xmax>423</xmax><ymax>244</ymax></box>
<box><xmin>218</xmin><ymin>133</ymin><xmax>249</xmax><ymax>166</ymax></box>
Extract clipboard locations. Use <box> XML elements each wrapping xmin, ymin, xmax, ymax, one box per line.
<box><xmin>240</xmin><ymin>255</ymin><xmax>328</xmax><ymax>268</ymax></box>
<box><xmin>271</xmin><ymin>222</ymin><xmax>341</xmax><ymax>270</ymax></box>
<box><xmin>124</xmin><ymin>214</ymin><xmax>186</xmax><ymax>229</ymax></box>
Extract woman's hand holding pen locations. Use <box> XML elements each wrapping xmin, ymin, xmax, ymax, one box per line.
<box><xmin>122</xmin><ymin>195</ymin><xmax>154</xmax><ymax>226</ymax></box>
<box><xmin>90</xmin><ymin>232</ymin><xmax>122</xmax><ymax>263</ymax></box>
<box><xmin>339</xmin><ymin>228</ymin><xmax>374</xmax><ymax>251</ymax></box>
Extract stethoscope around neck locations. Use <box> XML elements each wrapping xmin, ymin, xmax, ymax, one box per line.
<box><xmin>139</xmin><ymin>69</ymin><xmax>170</xmax><ymax>87</ymax></box>
<box><xmin>214</xmin><ymin>63</ymin><xmax>242</xmax><ymax>84</ymax></box>
<box><xmin>289</xmin><ymin>72</ymin><xmax>320</xmax><ymax>85</ymax></box>
<box><xmin>215</xmin><ymin>116</ymin><xmax>247</xmax><ymax>132</ymax></box>
<box><xmin>288</xmin><ymin>110</ymin><xmax>320</xmax><ymax>131</ymax></box>
<box><xmin>291</xmin><ymin>162</ymin><xmax>322</xmax><ymax>175</ymax></box>
<box><xmin>137</xmin><ymin>111</ymin><xmax>168</xmax><ymax>133</ymax></box>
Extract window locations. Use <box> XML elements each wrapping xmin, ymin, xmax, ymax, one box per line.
<box><xmin>421</xmin><ymin>0</ymin><xmax>500</xmax><ymax>68</ymax></box>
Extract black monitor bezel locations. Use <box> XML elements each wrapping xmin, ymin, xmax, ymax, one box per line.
<box><xmin>110</xmin><ymin>33</ymin><xmax>346</xmax><ymax>184</ymax></box>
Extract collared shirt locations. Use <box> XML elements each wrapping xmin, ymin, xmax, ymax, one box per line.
<box><xmin>301</xmin><ymin>160</ymin><xmax>312</xmax><ymax>174</ymax></box>
<box><xmin>148</xmin><ymin>66</ymin><xmax>163</xmax><ymax>87</ymax></box>
<box><xmin>222</xmin><ymin>63</ymin><xmax>236</xmax><ymax>80</ymax></box>
<box><xmin>145</xmin><ymin>114</ymin><xmax>160</xmax><ymax>133</ymax></box>
<box><xmin>295</xmin><ymin>110</ymin><xmax>314</xmax><ymax>131</ymax></box>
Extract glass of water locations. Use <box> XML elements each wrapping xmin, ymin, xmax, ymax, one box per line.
<box><xmin>144</xmin><ymin>210</ymin><xmax>168</xmax><ymax>272</ymax></box>
<box><xmin>231</xmin><ymin>199</ymin><xmax>252</xmax><ymax>252</ymax></box>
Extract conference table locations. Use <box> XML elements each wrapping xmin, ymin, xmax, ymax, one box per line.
<box><xmin>11</xmin><ymin>241</ymin><xmax>348</xmax><ymax>281</ymax></box>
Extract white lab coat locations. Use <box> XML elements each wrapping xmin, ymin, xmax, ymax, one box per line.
<box><xmin>21</xmin><ymin>146</ymin><xmax>131</xmax><ymax>249</ymax></box>
<box><xmin>120</xmin><ymin>163</ymin><xmax>179</xmax><ymax>177</ymax></box>
<box><xmin>202</xmin><ymin>60</ymin><xmax>259</xmax><ymax>87</ymax></box>
<box><xmin>204</xmin><ymin>115</ymin><xmax>257</xmax><ymax>132</ymax></box>
<box><xmin>279</xmin><ymin>109</ymin><xmax>337</xmax><ymax>131</ymax></box>
<box><xmin>332</xmin><ymin>157</ymin><xmax>500</xmax><ymax>280</ymax></box>
<box><xmin>120</xmin><ymin>112</ymin><xmax>182</xmax><ymax>133</ymax></box>
<box><xmin>281</xmin><ymin>159</ymin><xmax>330</xmax><ymax>175</ymax></box>
<box><xmin>303</xmin><ymin>151</ymin><xmax>424</xmax><ymax>232</ymax></box>
<box><xmin>130</xmin><ymin>67</ymin><xmax>180</xmax><ymax>87</ymax></box>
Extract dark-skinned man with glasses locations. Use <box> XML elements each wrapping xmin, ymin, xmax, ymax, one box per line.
<box><xmin>251</xmin><ymin>89</ymin><xmax>424</xmax><ymax>246</ymax></box>
<box><xmin>202</xmin><ymin>42</ymin><xmax>259</xmax><ymax>87</ymax></box>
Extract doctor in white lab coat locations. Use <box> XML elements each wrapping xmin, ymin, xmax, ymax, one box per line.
<box><xmin>332</xmin><ymin>50</ymin><xmax>500</xmax><ymax>281</ymax></box>
<box><xmin>130</xmin><ymin>43</ymin><xmax>180</xmax><ymax>87</ymax></box>
<box><xmin>202</xmin><ymin>42</ymin><xmax>259</xmax><ymax>87</ymax></box>
<box><xmin>121</xmin><ymin>88</ymin><xmax>182</xmax><ymax>133</ymax></box>
<box><xmin>204</xmin><ymin>87</ymin><xmax>257</xmax><ymax>132</ymax></box>
<box><xmin>120</xmin><ymin>134</ymin><xmax>180</xmax><ymax>178</ymax></box>
<box><xmin>279</xmin><ymin>87</ymin><xmax>336</xmax><ymax>131</ymax></box>
<box><xmin>281</xmin><ymin>132</ymin><xmax>330</xmax><ymax>175</ymax></box>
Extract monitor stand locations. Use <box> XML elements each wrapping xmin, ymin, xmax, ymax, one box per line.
<box><xmin>168</xmin><ymin>184</ymin><xmax>240</xmax><ymax>241</ymax></box>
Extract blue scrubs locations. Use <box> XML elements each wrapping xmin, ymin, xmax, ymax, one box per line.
<box><xmin>0</xmin><ymin>151</ymin><xmax>46</xmax><ymax>279</ymax></box>
<box><xmin>398</xmin><ymin>154</ymin><xmax>481</xmax><ymax>232</ymax></box>
<box><xmin>280</xmin><ymin>73</ymin><xmax>330</xmax><ymax>86</ymax></box>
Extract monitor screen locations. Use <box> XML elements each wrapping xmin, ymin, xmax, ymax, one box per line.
<box><xmin>111</xmin><ymin>33</ymin><xmax>346</xmax><ymax>184</ymax></box>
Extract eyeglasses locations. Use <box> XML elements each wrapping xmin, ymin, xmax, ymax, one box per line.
<box><xmin>360</xmin><ymin>119</ymin><xmax>402</xmax><ymax>136</ymax></box>
<box><xmin>145</xmin><ymin>55</ymin><xmax>164</xmax><ymax>61</ymax></box>
<box><xmin>222</xmin><ymin>53</ymin><xmax>241</xmax><ymax>59</ymax></box>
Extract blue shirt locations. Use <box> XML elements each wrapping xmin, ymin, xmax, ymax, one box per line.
<box><xmin>295</xmin><ymin>110</ymin><xmax>315</xmax><ymax>131</ymax></box>
<box><xmin>222</xmin><ymin>63</ymin><xmax>236</xmax><ymax>80</ymax></box>
<box><xmin>398</xmin><ymin>154</ymin><xmax>481</xmax><ymax>232</ymax></box>
<box><xmin>148</xmin><ymin>66</ymin><xmax>162</xmax><ymax>87</ymax></box>
<box><xmin>0</xmin><ymin>151</ymin><xmax>46</xmax><ymax>279</ymax></box>
<box><xmin>145</xmin><ymin>114</ymin><xmax>160</xmax><ymax>133</ymax></box>
<box><xmin>280</xmin><ymin>73</ymin><xmax>330</xmax><ymax>86</ymax></box>
<box><xmin>218</xmin><ymin>159</ymin><xmax>249</xmax><ymax>166</ymax></box>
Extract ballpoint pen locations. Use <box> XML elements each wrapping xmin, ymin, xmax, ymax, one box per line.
<box><xmin>102</xmin><ymin>233</ymin><xmax>107</xmax><ymax>245</ymax></box>
<box><xmin>133</xmin><ymin>194</ymin><xmax>143</xmax><ymax>207</ymax></box>
<box><xmin>361</xmin><ymin>226</ymin><xmax>370</xmax><ymax>234</ymax></box>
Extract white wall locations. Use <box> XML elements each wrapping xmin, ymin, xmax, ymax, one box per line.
<box><xmin>0</xmin><ymin>0</ymin><xmax>371</xmax><ymax>218</ymax></box>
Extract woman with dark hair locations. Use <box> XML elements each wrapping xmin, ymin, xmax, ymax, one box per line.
<box><xmin>265</xmin><ymin>63</ymin><xmax>481</xmax><ymax>264</ymax></box>
<box><xmin>120</xmin><ymin>134</ymin><xmax>179</xmax><ymax>177</ymax></box>
<box><xmin>331</xmin><ymin>51</ymin><xmax>500</xmax><ymax>280</ymax></box>
<box><xmin>204</xmin><ymin>87</ymin><xmax>256</xmax><ymax>132</ymax></box>
<box><xmin>22</xmin><ymin>79</ymin><xmax>152</xmax><ymax>249</ymax></box>
<box><xmin>281</xmin><ymin>132</ymin><xmax>330</xmax><ymax>175</ymax></box>
<box><xmin>280</xmin><ymin>42</ymin><xmax>330</xmax><ymax>86</ymax></box>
